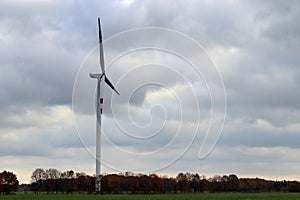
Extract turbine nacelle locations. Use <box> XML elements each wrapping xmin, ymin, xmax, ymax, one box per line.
<box><xmin>89</xmin><ymin>73</ymin><xmax>104</xmax><ymax>79</ymax></box>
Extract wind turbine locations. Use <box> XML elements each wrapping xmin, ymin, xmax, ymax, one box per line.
<box><xmin>90</xmin><ymin>17</ymin><xmax>120</xmax><ymax>193</ymax></box>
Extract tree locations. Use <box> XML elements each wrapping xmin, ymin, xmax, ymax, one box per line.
<box><xmin>46</xmin><ymin>169</ymin><xmax>60</xmax><ymax>180</ymax></box>
<box><xmin>228</xmin><ymin>174</ymin><xmax>239</xmax><ymax>191</ymax></box>
<box><xmin>126</xmin><ymin>175</ymin><xmax>139</xmax><ymax>193</ymax></box>
<box><xmin>150</xmin><ymin>174</ymin><xmax>164</xmax><ymax>193</ymax></box>
<box><xmin>274</xmin><ymin>181</ymin><xmax>282</xmax><ymax>192</ymax></box>
<box><xmin>209</xmin><ymin>175</ymin><xmax>223</xmax><ymax>192</ymax></box>
<box><xmin>31</xmin><ymin>168</ymin><xmax>46</xmax><ymax>193</ymax></box>
<box><xmin>77</xmin><ymin>174</ymin><xmax>94</xmax><ymax>194</ymax></box>
<box><xmin>191</xmin><ymin>173</ymin><xmax>201</xmax><ymax>192</ymax></box>
<box><xmin>102</xmin><ymin>174</ymin><xmax>121</xmax><ymax>194</ymax></box>
<box><xmin>0</xmin><ymin>171</ymin><xmax>19</xmax><ymax>194</ymax></box>
<box><xmin>288</xmin><ymin>181</ymin><xmax>300</xmax><ymax>192</ymax></box>
<box><xmin>176</xmin><ymin>173</ymin><xmax>192</xmax><ymax>193</ymax></box>
<box><xmin>221</xmin><ymin>175</ymin><xmax>229</xmax><ymax>191</ymax></box>
<box><xmin>199</xmin><ymin>177</ymin><xmax>208</xmax><ymax>192</ymax></box>
<box><xmin>67</xmin><ymin>170</ymin><xmax>74</xmax><ymax>179</ymax></box>
<box><xmin>163</xmin><ymin>176</ymin><xmax>176</xmax><ymax>193</ymax></box>
<box><xmin>139</xmin><ymin>174</ymin><xmax>151</xmax><ymax>193</ymax></box>
<box><xmin>239</xmin><ymin>178</ymin><xmax>255</xmax><ymax>192</ymax></box>
<box><xmin>0</xmin><ymin>173</ymin><xmax>2</xmax><ymax>194</ymax></box>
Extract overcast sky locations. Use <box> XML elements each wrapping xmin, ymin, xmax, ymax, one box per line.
<box><xmin>1</xmin><ymin>0</ymin><xmax>300</xmax><ymax>184</ymax></box>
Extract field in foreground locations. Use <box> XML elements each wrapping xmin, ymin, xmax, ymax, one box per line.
<box><xmin>1</xmin><ymin>193</ymin><xmax>300</xmax><ymax>200</ymax></box>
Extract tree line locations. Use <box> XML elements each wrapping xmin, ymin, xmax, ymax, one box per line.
<box><xmin>30</xmin><ymin>168</ymin><xmax>94</xmax><ymax>194</ymax></box>
<box><xmin>28</xmin><ymin>169</ymin><xmax>300</xmax><ymax>194</ymax></box>
<box><xmin>2</xmin><ymin>169</ymin><xmax>300</xmax><ymax>194</ymax></box>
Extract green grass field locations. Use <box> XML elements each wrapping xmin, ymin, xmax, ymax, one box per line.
<box><xmin>1</xmin><ymin>193</ymin><xmax>300</xmax><ymax>200</ymax></box>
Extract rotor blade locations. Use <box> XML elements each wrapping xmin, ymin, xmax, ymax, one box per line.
<box><xmin>105</xmin><ymin>76</ymin><xmax>120</xmax><ymax>95</ymax></box>
<box><xmin>98</xmin><ymin>17</ymin><xmax>105</xmax><ymax>74</ymax></box>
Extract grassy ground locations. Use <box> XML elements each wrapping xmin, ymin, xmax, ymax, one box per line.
<box><xmin>0</xmin><ymin>193</ymin><xmax>300</xmax><ymax>200</ymax></box>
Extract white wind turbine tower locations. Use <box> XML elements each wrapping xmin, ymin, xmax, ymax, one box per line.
<box><xmin>90</xmin><ymin>17</ymin><xmax>120</xmax><ymax>193</ymax></box>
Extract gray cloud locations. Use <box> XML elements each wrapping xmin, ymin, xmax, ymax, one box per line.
<box><xmin>0</xmin><ymin>0</ymin><xmax>300</xmax><ymax>183</ymax></box>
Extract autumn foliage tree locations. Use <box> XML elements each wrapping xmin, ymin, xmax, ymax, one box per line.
<box><xmin>28</xmin><ymin>169</ymin><xmax>300</xmax><ymax>194</ymax></box>
<box><xmin>0</xmin><ymin>171</ymin><xmax>19</xmax><ymax>194</ymax></box>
